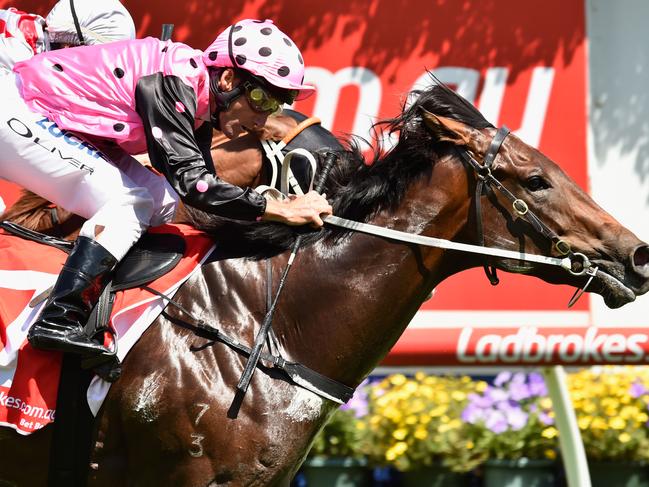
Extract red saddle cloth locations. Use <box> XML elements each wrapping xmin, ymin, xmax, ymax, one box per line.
<box><xmin>0</xmin><ymin>224</ymin><xmax>214</xmax><ymax>435</ymax></box>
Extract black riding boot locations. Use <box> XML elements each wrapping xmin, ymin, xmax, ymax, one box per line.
<box><xmin>28</xmin><ymin>236</ymin><xmax>117</xmax><ymax>357</ymax></box>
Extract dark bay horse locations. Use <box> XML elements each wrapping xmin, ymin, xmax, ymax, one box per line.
<box><xmin>1</xmin><ymin>82</ymin><xmax>649</xmax><ymax>486</ymax></box>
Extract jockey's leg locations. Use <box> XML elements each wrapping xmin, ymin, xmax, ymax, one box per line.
<box><xmin>28</xmin><ymin>235</ymin><xmax>118</xmax><ymax>355</ymax></box>
<box><xmin>95</xmin><ymin>144</ymin><xmax>179</xmax><ymax>227</ymax></box>
<box><xmin>0</xmin><ymin>72</ymin><xmax>159</xmax><ymax>357</ymax></box>
<box><xmin>26</xmin><ymin>168</ymin><xmax>157</xmax><ymax>356</ymax></box>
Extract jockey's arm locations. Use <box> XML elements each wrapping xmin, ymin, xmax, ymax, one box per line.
<box><xmin>134</xmin><ymin>73</ymin><xmax>267</xmax><ymax>221</ymax></box>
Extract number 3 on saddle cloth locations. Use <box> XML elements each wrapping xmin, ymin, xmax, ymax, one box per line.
<box><xmin>258</xmin><ymin>109</ymin><xmax>344</xmax><ymax>197</ymax></box>
<box><xmin>0</xmin><ymin>222</ymin><xmax>215</xmax><ymax>435</ymax></box>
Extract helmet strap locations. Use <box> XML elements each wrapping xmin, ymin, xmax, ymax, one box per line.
<box><xmin>208</xmin><ymin>68</ymin><xmax>245</xmax><ymax>129</ymax></box>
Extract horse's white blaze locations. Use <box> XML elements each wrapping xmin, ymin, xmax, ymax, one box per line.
<box><xmin>283</xmin><ymin>389</ymin><xmax>325</xmax><ymax>422</ymax></box>
<box><xmin>133</xmin><ymin>371</ymin><xmax>165</xmax><ymax>423</ymax></box>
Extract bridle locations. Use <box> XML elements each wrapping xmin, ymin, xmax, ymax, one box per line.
<box><xmin>324</xmin><ymin>125</ymin><xmax>599</xmax><ymax>307</ymax></box>
<box><xmin>456</xmin><ymin>126</ymin><xmax>598</xmax><ymax>305</ymax></box>
<box><xmin>457</xmin><ymin>127</ymin><xmax>585</xmax><ymax>275</ymax></box>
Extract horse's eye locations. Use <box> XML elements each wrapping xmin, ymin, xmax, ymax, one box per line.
<box><xmin>526</xmin><ymin>176</ymin><xmax>549</xmax><ymax>191</ymax></box>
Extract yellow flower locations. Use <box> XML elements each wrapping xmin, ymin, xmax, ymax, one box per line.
<box><xmin>451</xmin><ymin>390</ymin><xmax>466</xmax><ymax>401</ymax></box>
<box><xmin>544</xmin><ymin>449</ymin><xmax>557</xmax><ymax>460</ymax></box>
<box><xmin>385</xmin><ymin>441</ymin><xmax>409</xmax><ymax>462</ymax></box>
<box><xmin>435</xmin><ymin>391</ymin><xmax>450</xmax><ymax>405</ymax></box>
<box><xmin>582</xmin><ymin>402</ymin><xmax>596</xmax><ymax>414</ymax></box>
<box><xmin>619</xmin><ymin>432</ymin><xmax>632</xmax><ymax>443</ymax></box>
<box><xmin>540</xmin><ymin>398</ymin><xmax>553</xmax><ymax>410</ymax></box>
<box><xmin>429</xmin><ymin>405</ymin><xmax>447</xmax><ymax>417</ymax></box>
<box><xmin>466</xmin><ymin>440</ymin><xmax>474</xmax><ymax>450</ymax></box>
<box><xmin>394</xmin><ymin>441</ymin><xmax>408</xmax><ymax>455</ymax></box>
<box><xmin>609</xmin><ymin>417</ymin><xmax>626</xmax><ymax>430</ymax></box>
<box><xmin>393</xmin><ymin>428</ymin><xmax>408</xmax><ymax>440</ymax></box>
<box><xmin>542</xmin><ymin>427</ymin><xmax>558</xmax><ymax>439</ymax></box>
<box><xmin>414</xmin><ymin>427</ymin><xmax>428</xmax><ymax>440</ymax></box>
<box><xmin>419</xmin><ymin>413</ymin><xmax>432</xmax><ymax>425</ymax></box>
<box><xmin>384</xmin><ymin>406</ymin><xmax>402</xmax><ymax>422</ymax></box>
<box><xmin>420</xmin><ymin>385</ymin><xmax>434</xmax><ymax>400</ymax></box>
<box><xmin>405</xmin><ymin>415</ymin><xmax>418</xmax><ymax>425</ymax></box>
<box><xmin>476</xmin><ymin>381</ymin><xmax>488</xmax><ymax>392</ymax></box>
<box><xmin>424</xmin><ymin>376</ymin><xmax>439</xmax><ymax>386</ymax></box>
<box><xmin>577</xmin><ymin>416</ymin><xmax>592</xmax><ymax>430</ymax></box>
<box><xmin>404</xmin><ymin>381</ymin><xmax>418</xmax><ymax>395</ymax></box>
<box><xmin>356</xmin><ymin>421</ymin><xmax>366</xmax><ymax>431</ymax></box>
<box><xmin>390</xmin><ymin>374</ymin><xmax>407</xmax><ymax>386</ymax></box>
<box><xmin>376</xmin><ymin>395</ymin><xmax>390</xmax><ymax>408</ymax></box>
<box><xmin>411</xmin><ymin>399</ymin><xmax>426</xmax><ymax>413</ymax></box>
<box><xmin>620</xmin><ymin>405</ymin><xmax>639</xmax><ymax>419</ymax></box>
<box><xmin>591</xmin><ymin>418</ymin><xmax>607</xmax><ymax>430</ymax></box>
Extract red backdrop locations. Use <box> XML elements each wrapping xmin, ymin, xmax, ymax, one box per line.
<box><xmin>2</xmin><ymin>1</ymin><xmax>591</xmax><ymax>365</ymax></box>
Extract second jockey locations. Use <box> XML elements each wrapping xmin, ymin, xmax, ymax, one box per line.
<box><xmin>1</xmin><ymin>18</ymin><xmax>331</xmax><ymax>363</ymax></box>
<box><xmin>0</xmin><ymin>0</ymin><xmax>136</xmax><ymax>71</ymax></box>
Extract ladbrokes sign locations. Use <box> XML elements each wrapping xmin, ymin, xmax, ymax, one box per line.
<box><xmin>386</xmin><ymin>325</ymin><xmax>649</xmax><ymax>366</ymax></box>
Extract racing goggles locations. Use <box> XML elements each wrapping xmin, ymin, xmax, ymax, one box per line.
<box><xmin>242</xmin><ymin>81</ymin><xmax>284</xmax><ymax>114</ymax></box>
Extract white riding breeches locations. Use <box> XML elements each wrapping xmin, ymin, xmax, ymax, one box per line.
<box><xmin>0</xmin><ymin>73</ymin><xmax>178</xmax><ymax>260</ymax></box>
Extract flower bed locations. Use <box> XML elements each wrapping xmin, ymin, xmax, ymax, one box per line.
<box><xmin>569</xmin><ymin>366</ymin><xmax>649</xmax><ymax>462</ymax></box>
<box><xmin>305</xmin><ymin>366</ymin><xmax>649</xmax><ymax>479</ymax></box>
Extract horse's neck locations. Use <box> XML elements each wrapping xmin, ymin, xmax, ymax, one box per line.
<box><xmin>275</xmin><ymin>157</ymin><xmax>473</xmax><ymax>387</ymax></box>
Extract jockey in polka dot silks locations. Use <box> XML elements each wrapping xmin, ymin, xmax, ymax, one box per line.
<box><xmin>2</xmin><ymin>19</ymin><xmax>331</xmax><ymax>367</ymax></box>
<box><xmin>0</xmin><ymin>0</ymin><xmax>135</xmax><ymax>72</ymax></box>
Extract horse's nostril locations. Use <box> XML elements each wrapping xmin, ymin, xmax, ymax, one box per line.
<box><xmin>632</xmin><ymin>245</ymin><xmax>649</xmax><ymax>272</ymax></box>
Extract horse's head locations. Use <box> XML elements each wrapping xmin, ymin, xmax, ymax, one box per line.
<box><xmin>421</xmin><ymin>108</ymin><xmax>649</xmax><ymax>308</ymax></box>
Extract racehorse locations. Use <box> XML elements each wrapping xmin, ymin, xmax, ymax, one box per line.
<box><xmin>1</xmin><ymin>81</ymin><xmax>648</xmax><ymax>486</ymax></box>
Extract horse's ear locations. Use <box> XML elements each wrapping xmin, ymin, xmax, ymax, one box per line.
<box><xmin>420</xmin><ymin>109</ymin><xmax>472</xmax><ymax>146</ymax></box>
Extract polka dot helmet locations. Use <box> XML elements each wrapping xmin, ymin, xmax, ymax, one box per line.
<box><xmin>203</xmin><ymin>19</ymin><xmax>314</xmax><ymax>101</ymax></box>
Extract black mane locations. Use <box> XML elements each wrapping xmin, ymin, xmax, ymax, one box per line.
<box><xmin>186</xmin><ymin>77</ymin><xmax>493</xmax><ymax>258</ymax></box>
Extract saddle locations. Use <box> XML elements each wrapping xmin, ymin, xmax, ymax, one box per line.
<box><xmin>0</xmin><ymin>221</ymin><xmax>185</xmax><ymax>293</ymax></box>
<box><xmin>0</xmin><ymin>220</ymin><xmax>185</xmax><ymax>380</ymax></box>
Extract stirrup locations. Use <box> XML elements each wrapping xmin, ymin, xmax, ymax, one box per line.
<box><xmin>81</xmin><ymin>354</ymin><xmax>121</xmax><ymax>383</ymax></box>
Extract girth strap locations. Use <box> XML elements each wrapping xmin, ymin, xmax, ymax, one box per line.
<box><xmin>143</xmin><ymin>285</ymin><xmax>354</xmax><ymax>404</ymax></box>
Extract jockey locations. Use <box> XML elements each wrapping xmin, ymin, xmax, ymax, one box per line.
<box><xmin>2</xmin><ymin>19</ymin><xmax>331</xmax><ymax>362</ymax></box>
<box><xmin>0</xmin><ymin>0</ymin><xmax>136</xmax><ymax>71</ymax></box>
